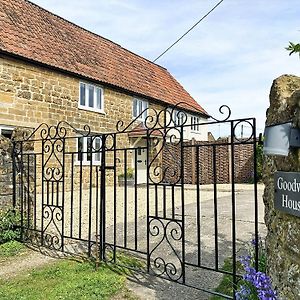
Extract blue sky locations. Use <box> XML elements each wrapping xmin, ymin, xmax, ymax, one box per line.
<box><xmin>31</xmin><ymin>0</ymin><xmax>300</xmax><ymax>134</ymax></box>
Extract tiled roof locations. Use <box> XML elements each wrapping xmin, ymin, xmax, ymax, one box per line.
<box><xmin>128</xmin><ymin>122</ymin><xmax>162</xmax><ymax>138</ymax></box>
<box><xmin>0</xmin><ymin>0</ymin><xmax>208</xmax><ymax>116</ymax></box>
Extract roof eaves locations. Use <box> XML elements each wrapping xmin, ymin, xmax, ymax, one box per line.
<box><xmin>0</xmin><ymin>50</ymin><xmax>208</xmax><ymax>118</ymax></box>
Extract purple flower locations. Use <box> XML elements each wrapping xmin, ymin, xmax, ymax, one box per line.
<box><xmin>235</xmin><ymin>238</ymin><xmax>278</xmax><ymax>300</ymax></box>
<box><xmin>235</xmin><ymin>285</ymin><xmax>250</xmax><ymax>300</ymax></box>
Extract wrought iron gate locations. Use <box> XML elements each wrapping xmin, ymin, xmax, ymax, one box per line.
<box><xmin>13</xmin><ymin>104</ymin><xmax>260</xmax><ymax>299</ymax></box>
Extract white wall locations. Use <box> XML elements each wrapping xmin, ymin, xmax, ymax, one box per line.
<box><xmin>167</xmin><ymin>112</ymin><xmax>208</xmax><ymax>142</ymax></box>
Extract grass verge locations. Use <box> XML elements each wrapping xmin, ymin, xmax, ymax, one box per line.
<box><xmin>0</xmin><ymin>241</ymin><xmax>26</xmax><ymax>260</ymax></box>
<box><xmin>0</xmin><ymin>259</ymin><xmax>136</xmax><ymax>300</ymax></box>
<box><xmin>211</xmin><ymin>258</ymin><xmax>242</xmax><ymax>299</ymax></box>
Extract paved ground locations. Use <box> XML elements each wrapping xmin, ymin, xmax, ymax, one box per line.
<box><xmin>120</xmin><ymin>185</ymin><xmax>266</xmax><ymax>300</ymax></box>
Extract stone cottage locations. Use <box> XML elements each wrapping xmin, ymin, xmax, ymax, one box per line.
<box><xmin>0</xmin><ymin>0</ymin><xmax>209</xmax><ymax>185</ymax></box>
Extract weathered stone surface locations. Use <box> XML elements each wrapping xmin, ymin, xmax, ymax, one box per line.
<box><xmin>0</xmin><ymin>135</ymin><xmax>13</xmax><ymax>209</ymax></box>
<box><xmin>263</xmin><ymin>74</ymin><xmax>300</xmax><ymax>299</ymax></box>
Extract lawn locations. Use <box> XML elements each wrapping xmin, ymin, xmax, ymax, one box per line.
<box><xmin>0</xmin><ymin>240</ymin><xmax>27</xmax><ymax>260</ymax></box>
<box><xmin>0</xmin><ymin>242</ymin><xmax>137</xmax><ymax>300</ymax></box>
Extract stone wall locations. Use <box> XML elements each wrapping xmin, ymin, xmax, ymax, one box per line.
<box><xmin>263</xmin><ymin>75</ymin><xmax>300</xmax><ymax>299</ymax></box>
<box><xmin>0</xmin><ymin>135</ymin><xmax>13</xmax><ymax>210</ymax></box>
<box><xmin>0</xmin><ymin>55</ymin><xmax>168</xmax><ymax>187</ymax></box>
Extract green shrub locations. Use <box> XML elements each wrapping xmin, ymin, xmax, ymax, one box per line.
<box><xmin>118</xmin><ymin>168</ymin><xmax>134</xmax><ymax>179</ymax></box>
<box><xmin>0</xmin><ymin>207</ymin><xmax>21</xmax><ymax>244</ymax></box>
<box><xmin>0</xmin><ymin>240</ymin><xmax>25</xmax><ymax>257</ymax></box>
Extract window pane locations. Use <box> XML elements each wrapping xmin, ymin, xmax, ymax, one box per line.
<box><xmin>96</xmin><ymin>88</ymin><xmax>102</xmax><ymax>109</ymax></box>
<box><xmin>87</xmin><ymin>137</ymin><xmax>92</xmax><ymax>161</ymax></box>
<box><xmin>133</xmin><ymin>99</ymin><xmax>137</xmax><ymax>117</ymax></box>
<box><xmin>138</xmin><ymin>100</ymin><xmax>142</xmax><ymax>116</ymax></box>
<box><xmin>78</xmin><ymin>137</ymin><xmax>83</xmax><ymax>161</ymax></box>
<box><xmin>88</xmin><ymin>85</ymin><xmax>94</xmax><ymax>108</ymax></box>
<box><xmin>80</xmin><ymin>83</ymin><xmax>86</xmax><ymax>106</ymax></box>
<box><xmin>1</xmin><ymin>129</ymin><xmax>13</xmax><ymax>139</ymax></box>
<box><xmin>143</xmin><ymin>101</ymin><xmax>148</xmax><ymax>120</ymax></box>
<box><xmin>95</xmin><ymin>138</ymin><xmax>101</xmax><ymax>162</ymax></box>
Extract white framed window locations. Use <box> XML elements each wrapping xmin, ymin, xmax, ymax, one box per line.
<box><xmin>76</xmin><ymin>136</ymin><xmax>102</xmax><ymax>165</ymax></box>
<box><xmin>0</xmin><ymin>125</ymin><xmax>14</xmax><ymax>139</ymax></box>
<box><xmin>191</xmin><ymin>116</ymin><xmax>200</xmax><ymax>131</ymax></box>
<box><xmin>79</xmin><ymin>82</ymin><xmax>104</xmax><ymax>113</ymax></box>
<box><xmin>172</xmin><ymin>110</ymin><xmax>185</xmax><ymax>126</ymax></box>
<box><xmin>132</xmin><ymin>98</ymin><xmax>148</xmax><ymax>120</ymax></box>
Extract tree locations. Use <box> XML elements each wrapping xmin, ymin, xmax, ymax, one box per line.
<box><xmin>286</xmin><ymin>42</ymin><xmax>300</xmax><ymax>57</ymax></box>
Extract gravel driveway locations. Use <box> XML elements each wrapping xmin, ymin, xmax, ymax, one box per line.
<box><xmin>30</xmin><ymin>183</ymin><xmax>266</xmax><ymax>299</ymax></box>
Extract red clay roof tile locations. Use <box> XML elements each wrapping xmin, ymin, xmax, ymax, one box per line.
<box><xmin>0</xmin><ymin>0</ymin><xmax>208</xmax><ymax>116</ymax></box>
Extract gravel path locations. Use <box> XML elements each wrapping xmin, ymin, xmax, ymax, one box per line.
<box><xmin>0</xmin><ymin>248</ymin><xmax>57</xmax><ymax>279</ymax></box>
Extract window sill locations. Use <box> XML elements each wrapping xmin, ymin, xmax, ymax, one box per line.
<box><xmin>78</xmin><ymin>105</ymin><xmax>105</xmax><ymax>115</ymax></box>
<box><xmin>132</xmin><ymin>116</ymin><xmax>146</xmax><ymax>122</ymax></box>
<box><xmin>74</xmin><ymin>161</ymin><xmax>101</xmax><ymax>166</ymax></box>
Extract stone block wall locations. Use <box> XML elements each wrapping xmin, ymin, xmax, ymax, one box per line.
<box><xmin>263</xmin><ymin>75</ymin><xmax>300</xmax><ymax>299</ymax></box>
<box><xmin>0</xmin><ymin>55</ymin><xmax>169</xmax><ymax>187</ymax></box>
<box><xmin>0</xmin><ymin>136</ymin><xmax>13</xmax><ymax>210</ymax></box>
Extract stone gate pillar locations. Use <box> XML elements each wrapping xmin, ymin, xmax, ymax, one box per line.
<box><xmin>263</xmin><ymin>75</ymin><xmax>300</xmax><ymax>299</ymax></box>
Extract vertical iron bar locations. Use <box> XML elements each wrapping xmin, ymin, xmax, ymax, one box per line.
<box><xmin>88</xmin><ymin>137</ymin><xmax>93</xmax><ymax>256</ymax></box>
<box><xmin>196</xmin><ymin>145</ymin><xmax>201</xmax><ymax>266</ymax></box>
<box><xmin>79</xmin><ymin>142</ymin><xmax>83</xmax><ymax>239</ymax></box>
<box><xmin>61</xmin><ymin>138</ymin><xmax>65</xmax><ymax>251</ymax></box>
<box><xmin>51</xmin><ymin>181</ymin><xmax>53</xmax><ymax>206</ymax></box>
<box><xmin>134</xmin><ymin>148</ymin><xmax>138</xmax><ymax>251</ymax></box>
<box><xmin>56</xmin><ymin>181</ymin><xmax>59</xmax><ymax>206</ymax></box>
<box><xmin>163</xmin><ymin>185</ymin><xmax>166</xmax><ymax>219</ymax></box>
<box><xmin>146</xmin><ymin>129</ymin><xmax>150</xmax><ymax>272</ymax></box>
<box><xmin>47</xmin><ymin>182</ymin><xmax>49</xmax><ymax>206</ymax></box>
<box><xmin>180</xmin><ymin>125</ymin><xmax>185</xmax><ymax>284</ymax></box>
<box><xmin>230</xmin><ymin>121</ymin><xmax>237</xmax><ymax>295</ymax></box>
<box><xmin>96</xmin><ymin>165</ymin><xmax>99</xmax><ymax>253</ymax></box>
<box><xmin>213</xmin><ymin>145</ymin><xmax>219</xmax><ymax>270</ymax></box>
<box><xmin>12</xmin><ymin>141</ymin><xmax>16</xmax><ymax>209</ymax></box>
<box><xmin>20</xmin><ymin>142</ymin><xmax>24</xmax><ymax>241</ymax></box>
<box><xmin>155</xmin><ymin>184</ymin><xmax>158</xmax><ymax>217</ymax></box>
<box><xmin>171</xmin><ymin>185</ymin><xmax>175</xmax><ymax>219</ymax></box>
<box><xmin>70</xmin><ymin>153</ymin><xmax>74</xmax><ymax>238</ymax></box>
<box><xmin>113</xmin><ymin>135</ymin><xmax>117</xmax><ymax>262</ymax></box>
<box><xmin>41</xmin><ymin>140</ymin><xmax>44</xmax><ymax>245</ymax></box>
<box><xmin>100</xmin><ymin>134</ymin><xmax>106</xmax><ymax>260</ymax></box>
<box><xmin>253</xmin><ymin>119</ymin><xmax>259</xmax><ymax>271</ymax></box>
<box><xmin>34</xmin><ymin>155</ymin><xmax>37</xmax><ymax>230</ymax></box>
<box><xmin>27</xmin><ymin>154</ymin><xmax>30</xmax><ymax>229</ymax></box>
<box><xmin>124</xmin><ymin>149</ymin><xmax>127</xmax><ymax>248</ymax></box>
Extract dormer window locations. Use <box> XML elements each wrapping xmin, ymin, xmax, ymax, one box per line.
<box><xmin>79</xmin><ymin>82</ymin><xmax>104</xmax><ymax>113</ymax></box>
<box><xmin>133</xmin><ymin>98</ymin><xmax>148</xmax><ymax>121</ymax></box>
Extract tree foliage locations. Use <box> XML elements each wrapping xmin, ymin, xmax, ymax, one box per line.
<box><xmin>286</xmin><ymin>42</ymin><xmax>300</xmax><ymax>57</ymax></box>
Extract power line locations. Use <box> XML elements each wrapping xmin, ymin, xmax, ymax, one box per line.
<box><xmin>153</xmin><ymin>0</ymin><xmax>225</xmax><ymax>63</ymax></box>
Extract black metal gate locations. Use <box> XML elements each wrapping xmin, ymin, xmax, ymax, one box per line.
<box><xmin>13</xmin><ymin>104</ymin><xmax>260</xmax><ymax>299</ymax></box>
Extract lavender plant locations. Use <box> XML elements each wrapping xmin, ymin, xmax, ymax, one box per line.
<box><xmin>235</xmin><ymin>237</ymin><xmax>278</xmax><ymax>300</ymax></box>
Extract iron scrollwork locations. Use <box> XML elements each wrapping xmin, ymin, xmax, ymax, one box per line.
<box><xmin>42</xmin><ymin>205</ymin><xmax>63</xmax><ymax>250</ymax></box>
<box><xmin>148</xmin><ymin>218</ymin><xmax>183</xmax><ymax>282</ymax></box>
<box><xmin>148</xmin><ymin>127</ymin><xmax>182</xmax><ymax>184</ymax></box>
<box><xmin>18</xmin><ymin>121</ymin><xmax>91</xmax><ymax>141</ymax></box>
<box><xmin>209</xmin><ymin>105</ymin><xmax>232</xmax><ymax>122</ymax></box>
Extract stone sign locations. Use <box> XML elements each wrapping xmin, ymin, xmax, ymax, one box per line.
<box><xmin>274</xmin><ymin>171</ymin><xmax>300</xmax><ymax>217</ymax></box>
